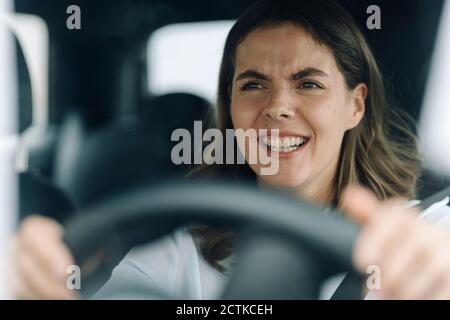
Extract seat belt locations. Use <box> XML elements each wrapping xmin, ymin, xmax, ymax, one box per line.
<box><xmin>330</xmin><ymin>271</ymin><xmax>365</xmax><ymax>300</ymax></box>
<box><xmin>418</xmin><ymin>187</ymin><xmax>450</xmax><ymax>212</ymax></box>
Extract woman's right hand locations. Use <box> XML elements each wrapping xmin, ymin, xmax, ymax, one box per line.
<box><xmin>13</xmin><ymin>215</ymin><xmax>78</xmax><ymax>300</ymax></box>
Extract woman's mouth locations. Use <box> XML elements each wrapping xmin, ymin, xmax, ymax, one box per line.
<box><xmin>260</xmin><ymin>135</ymin><xmax>310</xmax><ymax>156</ymax></box>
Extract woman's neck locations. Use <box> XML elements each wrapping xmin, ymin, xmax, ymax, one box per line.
<box><xmin>257</xmin><ymin>177</ymin><xmax>333</xmax><ymax>206</ymax></box>
<box><xmin>257</xmin><ymin>157</ymin><xmax>339</xmax><ymax>207</ymax></box>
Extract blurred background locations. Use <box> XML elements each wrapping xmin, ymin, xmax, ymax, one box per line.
<box><xmin>0</xmin><ymin>0</ymin><xmax>449</xmax><ymax>298</ymax></box>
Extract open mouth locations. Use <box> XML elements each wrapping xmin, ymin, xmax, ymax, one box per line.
<box><xmin>260</xmin><ymin>135</ymin><xmax>310</xmax><ymax>155</ymax></box>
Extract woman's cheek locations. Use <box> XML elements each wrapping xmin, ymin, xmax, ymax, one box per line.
<box><xmin>308</xmin><ymin>114</ymin><xmax>347</xmax><ymax>164</ymax></box>
<box><xmin>230</xmin><ymin>103</ymin><xmax>245</xmax><ymax>129</ymax></box>
<box><xmin>231</xmin><ymin>102</ymin><xmax>262</xmax><ymax>130</ymax></box>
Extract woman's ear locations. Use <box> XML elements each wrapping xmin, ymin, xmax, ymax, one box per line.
<box><xmin>347</xmin><ymin>83</ymin><xmax>368</xmax><ymax>130</ymax></box>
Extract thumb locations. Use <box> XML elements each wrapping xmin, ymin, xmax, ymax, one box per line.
<box><xmin>341</xmin><ymin>186</ymin><xmax>380</xmax><ymax>225</ymax></box>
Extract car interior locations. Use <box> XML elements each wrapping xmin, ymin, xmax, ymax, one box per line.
<box><xmin>0</xmin><ymin>0</ymin><xmax>449</xmax><ymax>299</ymax></box>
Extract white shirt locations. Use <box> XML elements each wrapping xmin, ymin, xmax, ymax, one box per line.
<box><xmin>94</xmin><ymin>196</ymin><xmax>450</xmax><ymax>300</ymax></box>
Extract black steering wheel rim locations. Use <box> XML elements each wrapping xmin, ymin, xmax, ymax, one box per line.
<box><xmin>63</xmin><ymin>181</ymin><xmax>360</xmax><ymax>299</ymax></box>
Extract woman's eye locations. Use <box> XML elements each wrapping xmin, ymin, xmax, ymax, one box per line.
<box><xmin>299</xmin><ymin>81</ymin><xmax>322</xmax><ymax>89</ymax></box>
<box><xmin>240</xmin><ymin>81</ymin><xmax>263</xmax><ymax>91</ymax></box>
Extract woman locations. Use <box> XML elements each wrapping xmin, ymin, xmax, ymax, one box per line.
<box><xmin>13</xmin><ymin>0</ymin><xmax>450</xmax><ymax>300</ymax></box>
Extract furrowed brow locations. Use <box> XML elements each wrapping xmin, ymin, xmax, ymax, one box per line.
<box><xmin>235</xmin><ymin>70</ymin><xmax>270</xmax><ymax>81</ymax></box>
<box><xmin>291</xmin><ymin>67</ymin><xmax>329</xmax><ymax>80</ymax></box>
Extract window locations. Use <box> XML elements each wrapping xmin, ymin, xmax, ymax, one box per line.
<box><xmin>419</xmin><ymin>0</ymin><xmax>450</xmax><ymax>176</ymax></box>
<box><xmin>147</xmin><ymin>20</ymin><xmax>234</xmax><ymax>103</ymax></box>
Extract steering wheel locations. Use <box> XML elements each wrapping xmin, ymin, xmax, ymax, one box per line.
<box><xmin>63</xmin><ymin>181</ymin><xmax>360</xmax><ymax>299</ymax></box>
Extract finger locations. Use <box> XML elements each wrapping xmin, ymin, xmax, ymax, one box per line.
<box><xmin>376</xmin><ymin>221</ymin><xmax>420</xmax><ymax>297</ymax></box>
<box><xmin>17</xmin><ymin>249</ymin><xmax>76</xmax><ymax>299</ymax></box>
<box><xmin>429</xmin><ymin>278</ymin><xmax>450</xmax><ymax>300</ymax></box>
<box><xmin>400</xmin><ymin>268</ymin><xmax>441</xmax><ymax>300</ymax></box>
<box><xmin>341</xmin><ymin>186</ymin><xmax>381</xmax><ymax>225</ymax></box>
<box><xmin>402</xmin><ymin>239</ymin><xmax>450</xmax><ymax>299</ymax></box>
<box><xmin>11</xmin><ymin>238</ymin><xmax>38</xmax><ymax>300</ymax></box>
<box><xmin>16</xmin><ymin>242</ymin><xmax>76</xmax><ymax>300</ymax></box>
<box><xmin>428</xmin><ymin>234</ymin><xmax>450</xmax><ymax>300</ymax></box>
<box><xmin>20</xmin><ymin>216</ymin><xmax>74</xmax><ymax>280</ymax></box>
<box><xmin>382</xmin><ymin>224</ymin><xmax>450</xmax><ymax>299</ymax></box>
<box><xmin>380</xmin><ymin>230</ymin><xmax>431</xmax><ymax>299</ymax></box>
<box><xmin>354</xmin><ymin>210</ymin><xmax>414</xmax><ymax>272</ymax></box>
<box><xmin>13</xmin><ymin>269</ymin><xmax>40</xmax><ymax>300</ymax></box>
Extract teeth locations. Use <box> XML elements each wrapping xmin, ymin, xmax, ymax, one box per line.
<box><xmin>270</xmin><ymin>137</ymin><xmax>277</xmax><ymax>147</ymax></box>
<box><xmin>290</xmin><ymin>137</ymin><xmax>296</xmax><ymax>145</ymax></box>
<box><xmin>262</xmin><ymin>135</ymin><xmax>308</xmax><ymax>151</ymax></box>
<box><xmin>268</xmin><ymin>145</ymin><xmax>300</xmax><ymax>152</ymax></box>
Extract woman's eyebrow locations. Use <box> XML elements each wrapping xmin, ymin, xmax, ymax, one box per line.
<box><xmin>291</xmin><ymin>67</ymin><xmax>329</xmax><ymax>80</ymax></box>
<box><xmin>235</xmin><ymin>68</ymin><xmax>328</xmax><ymax>81</ymax></box>
<box><xmin>235</xmin><ymin>70</ymin><xmax>270</xmax><ymax>81</ymax></box>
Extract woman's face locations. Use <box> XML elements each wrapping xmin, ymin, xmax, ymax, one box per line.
<box><xmin>230</xmin><ymin>22</ymin><xmax>367</xmax><ymax>202</ymax></box>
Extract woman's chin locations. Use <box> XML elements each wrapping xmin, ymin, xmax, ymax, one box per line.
<box><xmin>257</xmin><ymin>172</ymin><xmax>308</xmax><ymax>190</ymax></box>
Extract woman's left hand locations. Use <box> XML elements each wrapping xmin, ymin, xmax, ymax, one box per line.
<box><xmin>342</xmin><ymin>186</ymin><xmax>450</xmax><ymax>300</ymax></box>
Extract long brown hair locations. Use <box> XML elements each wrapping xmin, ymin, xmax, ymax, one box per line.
<box><xmin>189</xmin><ymin>0</ymin><xmax>420</xmax><ymax>273</ymax></box>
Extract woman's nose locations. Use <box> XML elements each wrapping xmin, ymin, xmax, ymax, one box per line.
<box><xmin>262</xmin><ymin>92</ymin><xmax>295</xmax><ymax>121</ymax></box>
